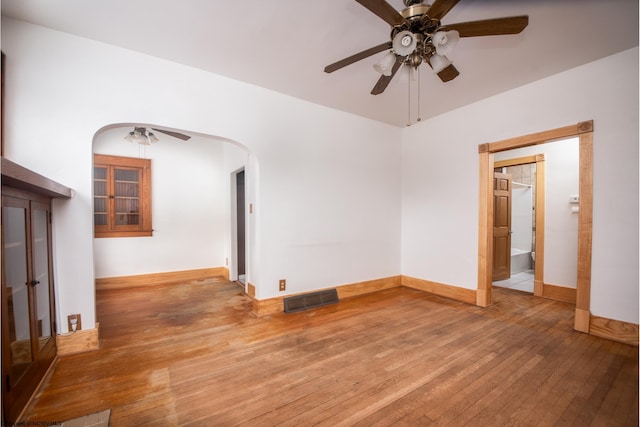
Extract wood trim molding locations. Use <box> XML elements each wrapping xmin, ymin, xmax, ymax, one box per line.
<box><xmin>590</xmin><ymin>316</ymin><xmax>639</xmax><ymax>346</ymax></box>
<box><xmin>477</xmin><ymin>150</ymin><xmax>492</xmax><ymax>307</ymax></box>
<box><xmin>337</xmin><ymin>276</ymin><xmax>401</xmax><ymax>299</ymax></box>
<box><xmin>574</xmin><ymin>308</ymin><xmax>591</xmax><ymax>334</ymax></box>
<box><xmin>478</xmin><ymin>121</ymin><xmax>593</xmax><ymax>335</ymax></box>
<box><xmin>57</xmin><ymin>323</ymin><xmax>100</xmax><ymax>356</ymax></box>
<box><xmin>247</xmin><ymin>283</ymin><xmax>256</xmax><ymax>298</ymax></box>
<box><xmin>251</xmin><ymin>276</ymin><xmax>402</xmax><ymax>317</ymax></box>
<box><xmin>402</xmin><ymin>276</ymin><xmax>477</xmax><ymax>305</ymax></box>
<box><xmin>486</xmin><ymin>121</ymin><xmax>593</xmax><ymax>153</ymax></box>
<box><xmin>252</xmin><ymin>298</ymin><xmax>283</xmax><ymax>318</ymax></box>
<box><xmin>1</xmin><ymin>157</ymin><xmax>72</xmax><ymax>199</ymax></box>
<box><xmin>574</xmin><ymin>132</ymin><xmax>593</xmax><ymax>332</ymax></box>
<box><xmin>534</xmin><ymin>157</ymin><xmax>546</xmax><ymax>297</ymax></box>
<box><xmin>493</xmin><ymin>154</ymin><xmax>543</xmax><ymax>168</ymax></box>
<box><xmin>541</xmin><ymin>283</ymin><xmax>576</xmax><ymax>304</ymax></box>
<box><xmin>95</xmin><ymin>267</ymin><xmax>227</xmax><ymax>290</ymax></box>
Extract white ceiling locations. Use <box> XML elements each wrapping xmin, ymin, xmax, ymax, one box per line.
<box><xmin>2</xmin><ymin>0</ymin><xmax>638</xmax><ymax>127</ymax></box>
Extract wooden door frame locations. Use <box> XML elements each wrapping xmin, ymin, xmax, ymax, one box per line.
<box><xmin>477</xmin><ymin>121</ymin><xmax>593</xmax><ymax>333</ymax></box>
<box><xmin>493</xmin><ymin>155</ymin><xmax>545</xmax><ymax>297</ymax></box>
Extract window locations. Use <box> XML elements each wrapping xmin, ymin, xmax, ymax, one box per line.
<box><xmin>93</xmin><ymin>154</ymin><xmax>152</xmax><ymax>238</ymax></box>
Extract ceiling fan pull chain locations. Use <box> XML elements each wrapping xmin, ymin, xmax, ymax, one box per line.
<box><xmin>417</xmin><ymin>67</ymin><xmax>422</xmax><ymax>123</ymax></box>
<box><xmin>407</xmin><ymin>66</ymin><xmax>412</xmax><ymax>126</ymax></box>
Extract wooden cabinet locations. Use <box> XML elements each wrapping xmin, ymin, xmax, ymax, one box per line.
<box><xmin>1</xmin><ymin>158</ymin><xmax>72</xmax><ymax>425</ymax></box>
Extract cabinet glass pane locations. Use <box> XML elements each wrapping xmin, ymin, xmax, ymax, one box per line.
<box><xmin>3</xmin><ymin>206</ymin><xmax>34</xmax><ymax>376</ymax></box>
<box><xmin>114</xmin><ymin>168</ymin><xmax>140</xmax><ymax>226</ymax></box>
<box><xmin>32</xmin><ymin>208</ymin><xmax>53</xmax><ymax>350</ymax></box>
<box><xmin>94</xmin><ymin>166</ymin><xmax>108</xmax><ymax>227</ymax></box>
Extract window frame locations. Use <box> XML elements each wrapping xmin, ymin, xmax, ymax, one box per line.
<box><xmin>93</xmin><ymin>154</ymin><xmax>152</xmax><ymax>238</ymax></box>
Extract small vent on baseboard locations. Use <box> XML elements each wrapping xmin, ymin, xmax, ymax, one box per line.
<box><xmin>283</xmin><ymin>289</ymin><xmax>339</xmax><ymax>313</ymax></box>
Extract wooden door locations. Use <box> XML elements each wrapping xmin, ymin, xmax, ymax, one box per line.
<box><xmin>2</xmin><ymin>192</ymin><xmax>57</xmax><ymax>425</ymax></box>
<box><xmin>492</xmin><ymin>172</ymin><xmax>512</xmax><ymax>281</ymax></box>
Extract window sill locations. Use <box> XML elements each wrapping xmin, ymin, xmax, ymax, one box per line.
<box><xmin>95</xmin><ymin>230</ymin><xmax>153</xmax><ymax>238</ymax></box>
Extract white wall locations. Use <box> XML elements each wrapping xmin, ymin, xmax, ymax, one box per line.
<box><xmin>495</xmin><ymin>138</ymin><xmax>580</xmax><ymax>288</ymax></box>
<box><xmin>402</xmin><ymin>48</ymin><xmax>639</xmax><ymax>324</ymax></box>
<box><xmin>2</xmin><ymin>18</ymin><xmax>402</xmax><ymax>331</ymax></box>
<box><xmin>93</xmin><ymin>126</ymin><xmax>231</xmax><ymax>278</ymax></box>
<box><xmin>2</xmin><ymin>17</ymin><xmax>637</xmax><ymax>330</ymax></box>
<box><xmin>510</xmin><ymin>186</ymin><xmax>533</xmax><ymax>253</ymax></box>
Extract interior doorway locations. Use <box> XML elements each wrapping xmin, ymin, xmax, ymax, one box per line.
<box><xmin>235</xmin><ymin>170</ymin><xmax>246</xmax><ymax>284</ymax></box>
<box><xmin>491</xmin><ymin>157</ymin><xmax>544</xmax><ymax>295</ymax></box>
<box><xmin>477</xmin><ymin>121</ymin><xmax>593</xmax><ymax>333</ymax></box>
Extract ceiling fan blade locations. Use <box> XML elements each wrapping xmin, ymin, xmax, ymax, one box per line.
<box><xmin>355</xmin><ymin>0</ymin><xmax>408</xmax><ymax>27</ymax></box>
<box><xmin>324</xmin><ymin>42</ymin><xmax>392</xmax><ymax>73</ymax></box>
<box><xmin>426</xmin><ymin>0</ymin><xmax>460</xmax><ymax>21</ymax></box>
<box><xmin>445</xmin><ymin>16</ymin><xmax>529</xmax><ymax>37</ymax></box>
<box><xmin>370</xmin><ymin>56</ymin><xmax>402</xmax><ymax>95</ymax></box>
<box><xmin>437</xmin><ymin>64</ymin><xmax>459</xmax><ymax>82</ymax></box>
<box><xmin>151</xmin><ymin>128</ymin><xmax>191</xmax><ymax>141</ymax></box>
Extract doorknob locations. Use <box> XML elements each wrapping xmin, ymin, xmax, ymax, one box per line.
<box><xmin>29</xmin><ymin>280</ymin><xmax>40</xmax><ymax>287</ymax></box>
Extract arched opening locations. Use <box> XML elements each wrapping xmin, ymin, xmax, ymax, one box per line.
<box><xmin>91</xmin><ymin>123</ymin><xmax>255</xmax><ymax>296</ymax></box>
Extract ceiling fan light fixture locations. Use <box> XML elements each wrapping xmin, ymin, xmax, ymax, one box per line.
<box><xmin>429</xmin><ymin>53</ymin><xmax>451</xmax><ymax>73</ymax></box>
<box><xmin>373</xmin><ymin>52</ymin><xmax>397</xmax><ymax>76</ymax></box>
<box><xmin>392</xmin><ymin>30</ymin><xmax>417</xmax><ymax>56</ymax></box>
<box><xmin>125</xmin><ymin>127</ymin><xmax>159</xmax><ymax>145</ymax></box>
<box><xmin>432</xmin><ymin>30</ymin><xmax>459</xmax><ymax>56</ymax></box>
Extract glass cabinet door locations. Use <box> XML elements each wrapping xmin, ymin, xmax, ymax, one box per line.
<box><xmin>31</xmin><ymin>202</ymin><xmax>54</xmax><ymax>354</ymax></box>
<box><xmin>2</xmin><ymin>200</ymin><xmax>35</xmax><ymax>385</ymax></box>
<box><xmin>2</xmin><ymin>194</ymin><xmax>57</xmax><ymax>423</ymax></box>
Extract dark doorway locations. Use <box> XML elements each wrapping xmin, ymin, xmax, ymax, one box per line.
<box><xmin>236</xmin><ymin>170</ymin><xmax>246</xmax><ymax>282</ymax></box>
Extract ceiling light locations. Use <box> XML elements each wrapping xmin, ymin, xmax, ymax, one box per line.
<box><xmin>432</xmin><ymin>30</ymin><xmax>460</xmax><ymax>56</ymax></box>
<box><xmin>392</xmin><ymin>30</ymin><xmax>417</xmax><ymax>56</ymax></box>
<box><xmin>125</xmin><ymin>127</ymin><xmax>159</xmax><ymax>145</ymax></box>
<box><xmin>429</xmin><ymin>54</ymin><xmax>451</xmax><ymax>73</ymax></box>
<box><xmin>373</xmin><ymin>52</ymin><xmax>397</xmax><ymax>76</ymax></box>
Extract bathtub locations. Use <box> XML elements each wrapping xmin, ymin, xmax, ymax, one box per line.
<box><xmin>511</xmin><ymin>248</ymin><xmax>532</xmax><ymax>274</ymax></box>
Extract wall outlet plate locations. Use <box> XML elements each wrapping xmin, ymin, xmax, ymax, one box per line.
<box><xmin>67</xmin><ymin>314</ymin><xmax>82</xmax><ymax>332</ymax></box>
<box><xmin>279</xmin><ymin>279</ymin><xmax>286</xmax><ymax>291</ymax></box>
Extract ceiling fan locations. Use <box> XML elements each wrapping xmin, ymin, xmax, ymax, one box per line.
<box><xmin>125</xmin><ymin>127</ymin><xmax>191</xmax><ymax>145</ymax></box>
<box><xmin>151</xmin><ymin>128</ymin><xmax>191</xmax><ymax>141</ymax></box>
<box><xmin>324</xmin><ymin>0</ymin><xmax>529</xmax><ymax>95</ymax></box>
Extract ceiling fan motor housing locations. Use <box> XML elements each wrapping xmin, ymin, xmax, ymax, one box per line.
<box><xmin>390</xmin><ymin>4</ymin><xmax>441</xmax><ymax>63</ymax></box>
<box><xmin>403</xmin><ymin>0</ymin><xmax>425</xmax><ymax>6</ymax></box>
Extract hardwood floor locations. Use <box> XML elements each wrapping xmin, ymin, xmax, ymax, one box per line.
<box><xmin>22</xmin><ymin>278</ymin><xmax>638</xmax><ymax>426</ymax></box>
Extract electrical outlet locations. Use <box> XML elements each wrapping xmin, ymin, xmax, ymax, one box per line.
<box><xmin>67</xmin><ymin>314</ymin><xmax>81</xmax><ymax>332</ymax></box>
<box><xmin>279</xmin><ymin>279</ymin><xmax>286</xmax><ymax>291</ymax></box>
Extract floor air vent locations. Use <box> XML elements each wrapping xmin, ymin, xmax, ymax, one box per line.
<box><xmin>283</xmin><ymin>289</ymin><xmax>339</xmax><ymax>313</ymax></box>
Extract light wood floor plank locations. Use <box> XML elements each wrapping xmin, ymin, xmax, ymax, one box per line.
<box><xmin>20</xmin><ymin>278</ymin><xmax>638</xmax><ymax>426</ymax></box>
